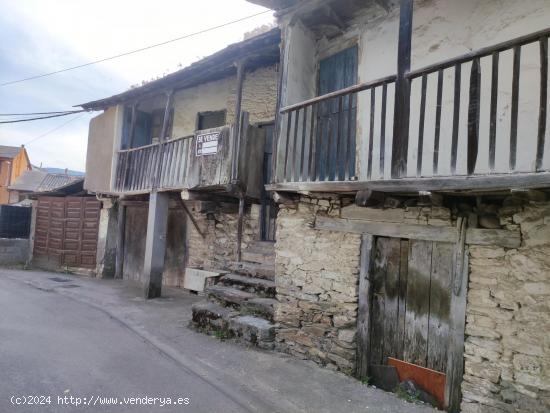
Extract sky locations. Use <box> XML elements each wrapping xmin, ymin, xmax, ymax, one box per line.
<box><xmin>0</xmin><ymin>0</ymin><xmax>273</xmax><ymax>172</ymax></box>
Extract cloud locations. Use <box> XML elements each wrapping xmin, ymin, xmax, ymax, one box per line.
<box><xmin>0</xmin><ymin>0</ymin><xmax>273</xmax><ymax>171</ymax></box>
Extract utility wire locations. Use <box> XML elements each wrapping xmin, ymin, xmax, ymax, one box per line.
<box><xmin>24</xmin><ymin>113</ymin><xmax>86</xmax><ymax>145</ymax></box>
<box><xmin>0</xmin><ymin>110</ymin><xmax>83</xmax><ymax>116</ymax></box>
<box><xmin>0</xmin><ymin>110</ymin><xmax>86</xmax><ymax>124</ymax></box>
<box><xmin>0</xmin><ymin>10</ymin><xmax>271</xmax><ymax>87</ymax></box>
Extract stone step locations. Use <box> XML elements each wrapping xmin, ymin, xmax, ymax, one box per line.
<box><xmin>226</xmin><ymin>261</ymin><xmax>275</xmax><ymax>281</ymax></box>
<box><xmin>228</xmin><ymin>315</ymin><xmax>277</xmax><ymax>349</ymax></box>
<box><xmin>205</xmin><ymin>285</ymin><xmax>256</xmax><ymax>309</ymax></box>
<box><xmin>241</xmin><ymin>250</ymin><xmax>275</xmax><ymax>265</ymax></box>
<box><xmin>191</xmin><ymin>301</ymin><xmax>277</xmax><ymax>349</ymax></box>
<box><xmin>191</xmin><ymin>301</ymin><xmax>237</xmax><ymax>332</ymax></box>
<box><xmin>219</xmin><ymin>273</ymin><xmax>276</xmax><ymax>298</ymax></box>
<box><xmin>241</xmin><ymin>297</ymin><xmax>277</xmax><ymax>321</ymax></box>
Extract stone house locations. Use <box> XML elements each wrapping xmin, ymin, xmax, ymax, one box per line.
<box><xmin>231</xmin><ymin>0</ymin><xmax>547</xmax><ymax>412</ymax></box>
<box><xmin>80</xmin><ymin>29</ymin><xmax>281</xmax><ymax>294</ymax></box>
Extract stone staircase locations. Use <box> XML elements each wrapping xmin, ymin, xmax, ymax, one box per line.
<box><xmin>191</xmin><ymin>241</ymin><xmax>278</xmax><ymax>349</ymax></box>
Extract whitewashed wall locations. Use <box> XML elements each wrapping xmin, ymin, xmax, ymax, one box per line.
<box><xmin>278</xmin><ymin>0</ymin><xmax>550</xmax><ymax>181</ymax></box>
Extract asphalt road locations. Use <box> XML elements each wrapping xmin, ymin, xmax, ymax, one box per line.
<box><xmin>0</xmin><ymin>276</ymin><xmax>253</xmax><ymax>413</ymax></box>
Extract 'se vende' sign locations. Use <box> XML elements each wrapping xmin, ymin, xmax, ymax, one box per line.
<box><xmin>196</xmin><ymin>132</ymin><xmax>220</xmax><ymax>156</ymax></box>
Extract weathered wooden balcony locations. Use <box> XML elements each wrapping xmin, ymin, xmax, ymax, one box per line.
<box><xmin>113</xmin><ymin>116</ymin><xmax>265</xmax><ymax>200</ymax></box>
<box><xmin>269</xmin><ymin>28</ymin><xmax>550</xmax><ymax>194</ymax></box>
<box><xmin>114</xmin><ymin>125</ymin><xmax>237</xmax><ymax>194</ymax></box>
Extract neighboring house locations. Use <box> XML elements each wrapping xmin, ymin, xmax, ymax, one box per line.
<box><xmin>217</xmin><ymin>1</ymin><xmax>548</xmax><ymax>412</ymax></box>
<box><xmin>0</xmin><ymin>145</ymin><xmax>31</xmax><ymax>204</ymax></box>
<box><xmin>8</xmin><ymin>169</ymin><xmax>84</xmax><ymax>202</ymax></box>
<box><xmin>8</xmin><ymin>169</ymin><xmax>101</xmax><ymax>274</ymax></box>
<box><xmin>80</xmin><ymin>29</ymin><xmax>280</xmax><ymax>295</ymax></box>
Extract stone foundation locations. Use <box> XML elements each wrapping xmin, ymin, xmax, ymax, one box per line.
<box><xmin>274</xmin><ymin>195</ymin><xmax>550</xmax><ymax>412</ymax></box>
<box><xmin>461</xmin><ymin>201</ymin><xmax>550</xmax><ymax>413</ymax></box>
<box><xmin>274</xmin><ymin>197</ymin><xmax>361</xmax><ymax>373</ymax></box>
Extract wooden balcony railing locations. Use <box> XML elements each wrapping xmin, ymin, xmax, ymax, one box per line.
<box><xmin>114</xmin><ymin>135</ymin><xmax>194</xmax><ymax>193</ymax></box>
<box><xmin>272</xmin><ymin>28</ymin><xmax>550</xmax><ymax>190</ymax></box>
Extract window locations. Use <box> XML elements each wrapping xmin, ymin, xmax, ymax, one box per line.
<box><xmin>121</xmin><ymin>106</ymin><xmax>173</xmax><ymax>149</ymax></box>
<box><xmin>151</xmin><ymin>108</ymin><xmax>173</xmax><ymax>142</ymax></box>
<box><xmin>197</xmin><ymin>110</ymin><xmax>226</xmax><ymax>131</ymax></box>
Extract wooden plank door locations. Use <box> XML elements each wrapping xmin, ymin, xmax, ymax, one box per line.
<box><xmin>360</xmin><ymin>236</ymin><xmax>457</xmax><ymax>411</ymax></box>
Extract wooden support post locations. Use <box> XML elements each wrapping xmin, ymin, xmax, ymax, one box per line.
<box><xmin>236</xmin><ymin>196</ymin><xmax>245</xmax><ymax>262</ymax></box>
<box><xmin>115</xmin><ymin>201</ymin><xmax>126</xmax><ymax>279</ymax></box>
<box><xmin>391</xmin><ymin>0</ymin><xmax>413</xmax><ymax>178</ymax></box>
<box><xmin>153</xmin><ymin>90</ymin><xmax>174</xmax><ymax>189</ymax></box>
<box><xmin>128</xmin><ymin>103</ymin><xmax>138</xmax><ymax>149</ymax></box>
<box><xmin>356</xmin><ymin>233</ymin><xmax>375</xmax><ymax>380</ymax></box>
<box><xmin>231</xmin><ymin>59</ymin><xmax>246</xmax><ymax>182</ymax></box>
<box><xmin>445</xmin><ymin>217</ymin><xmax>469</xmax><ymax>412</ymax></box>
<box><xmin>142</xmin><ymin>191</ymin><xmax>169</xmax><ymax>299</ymax></box>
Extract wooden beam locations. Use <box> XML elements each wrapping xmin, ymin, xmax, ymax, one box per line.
<box><xmin>236</xmin><ymin>196</ymin><xmax>245</xmax><ymax>262</ymax></box>
<box><xmin>231</xmin><ymin>59</ymin><xmax>247</xmax><ymax>183</ymax></box>
<box><xmin>177</xmin><ymin>197</ymin><xmax>205</xmax><ymax>239</ymax></box>
<box><xmin>115</xmin><ymin>202</ymin><xmax>126</xmax><ymax>279</ymax></box>
<box><xmin>391</xmin><ymin>0</ymin><xmax>413</xmax><ymax>178</ymax></box>
<box><xmin>314</xmin><ymin>216</ymin><xmax>521</xmax><ymax>248</ymax></box>
<box><xmin>265</xmin><ymin>172</ymin><xmax>550</xmax><ymax>194</ymax></box>
<box><xmin>355</xmin><ymin>189</ymin><xmax>386</xmax><ymax>207</ymax></box>
<box><xmin>356</xmin><ymin>234</ymin><xmax>376</xmax><ymax>381</ymax></box>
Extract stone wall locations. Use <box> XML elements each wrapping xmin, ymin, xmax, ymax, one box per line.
<box><xmin>0</xmin><ymin>238</ymin><xmax>29</xmax><ymax>266</ymax></box>
<box><xmin>461</xmin><ymin>200</ymin><xmax>550</xmax><ymax>413</ymax></box>
<box><xmin>274</xmin><ymin>197</ymin><xmax>362</xmax><ymax>374</ymax></box>
<box><xmin>274</xmin><ymin>194</ymin><xmax>550</xmax><ymax>411</ymax></box>
<box><xmin>185</xmin><ymin>200</ymin><xmax>260</xmax><ymax>272</ymax></box>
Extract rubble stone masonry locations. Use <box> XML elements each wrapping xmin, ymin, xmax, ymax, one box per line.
<box><xmin>274</xmin><ymin>196</ymin><xmax>550</xmax><ymax>412</ymax></box>
<box><xmin>461</xmin><ymin>201</ymin><xmax>550</xmax><ymax>413</ymax></box>
<box><xmin>274</xmin><ymin>197</ymin><xmax>361</xmax><ymax>374</ymax></box>
<box><xmin>185</xmin><ymin>201</ymin><xmax>260</xmax><ymax>272</ymax></box>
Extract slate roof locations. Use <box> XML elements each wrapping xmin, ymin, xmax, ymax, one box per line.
<box><xmin>0</xmin><ymin>145</ymin><xmax>22</xmax><ymax>159</ymax></box>
<box><xmin>8</xmin><ymin>170</ymin><xmax>83</xmax><ymax>193</ymax></box>
<box><xmin>78</xmin><ymin>28</ymin><xmax>280</xmax><ymax>110</ymax></box>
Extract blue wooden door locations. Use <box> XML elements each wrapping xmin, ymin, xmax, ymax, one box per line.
<box><xmin>317</xmin><ymin>46</ymin><xmax>358</xmax><ymax>180</ymax></box>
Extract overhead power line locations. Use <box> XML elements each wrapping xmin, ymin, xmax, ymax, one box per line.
<box><xmin>0</xmin><ymin>10</ymin><xmax>271</xmax><ymax>87</ymax></box>
<box><xmin>0</xmin><ymin>110</ymin><xmax>86</xmax><ymax>124</ymax></box>
<box><xmin>0</xmin><ymin>110</ymin><xmax>83</xmax><ymax>116</ymax></box>
<box><xmin>24</xmin><ymin>113</ymin><xmax>86</xmax><ymax>145</ymax></box>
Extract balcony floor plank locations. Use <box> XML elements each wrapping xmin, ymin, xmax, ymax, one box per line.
<box><xmin>265</xmin><ymin>172</ymin><xmax>550</xmax><ymax>194</ymax></box>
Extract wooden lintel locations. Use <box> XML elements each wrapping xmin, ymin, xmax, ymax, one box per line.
<box><xmin>314</xmin><ymin>216</ymin><xmax>521</xmax><ymax>248</ymax></box>
<box><xmin>265</xmin><ymin>172</ymin><xmax>550</xmax><ymax>195</ymax></box>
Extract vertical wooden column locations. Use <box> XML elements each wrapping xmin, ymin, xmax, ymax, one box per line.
<box><xmin>143</xmin><ymin>90</ymin><xmax>173</xmax><ymax>298</ymax></box>
<box><xmin>231</xmin><ymin>59</ymin><xmax>246</xmax><ymax>182</ymax></box>
<box><xmin>142</xmin><ymin>191</ymin><xmax>169</xmax><ymax>298</ymax></box>
<box><xmin>236</xmin><ymin>196</ymin><xmax>245</xmax><ymax>262</ymax></box>
<box><xmin>153</xmin><ymin>90</ymin><xmax>174</xmax><ymax>189</ymax></box>
<box><xmin>115</xmin><ymin>201</ymin><xmax>126</xmax><ymax>279</ymax></box>
<box><xmin>356</xmin><ymin>234</ymin><xmax>375</xmax><ymax>380</ymax></box>
<box><xmin>391</xmin><ymin>0</ymin><xmax>413</xmax><ymax>178</ymax></box>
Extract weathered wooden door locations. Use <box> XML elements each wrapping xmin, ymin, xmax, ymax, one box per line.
<box><xmin>317</xmin><ymin>46</ymin><xmax>358</xmax><ymax>180</ymax></box>
<box><xmin>369</xmin><ymin>237</ymin><xmax>453</xmax><ymax>371</ymax></box>
<box><xmin>33</xmin><ymin>196</ymin><xmax>101</xmax><ymax>270</ymax></box>
<box><xmin>359</xmin><ymin>236</ymin><xmax>457</xmax><ymax>410</ymax></box>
